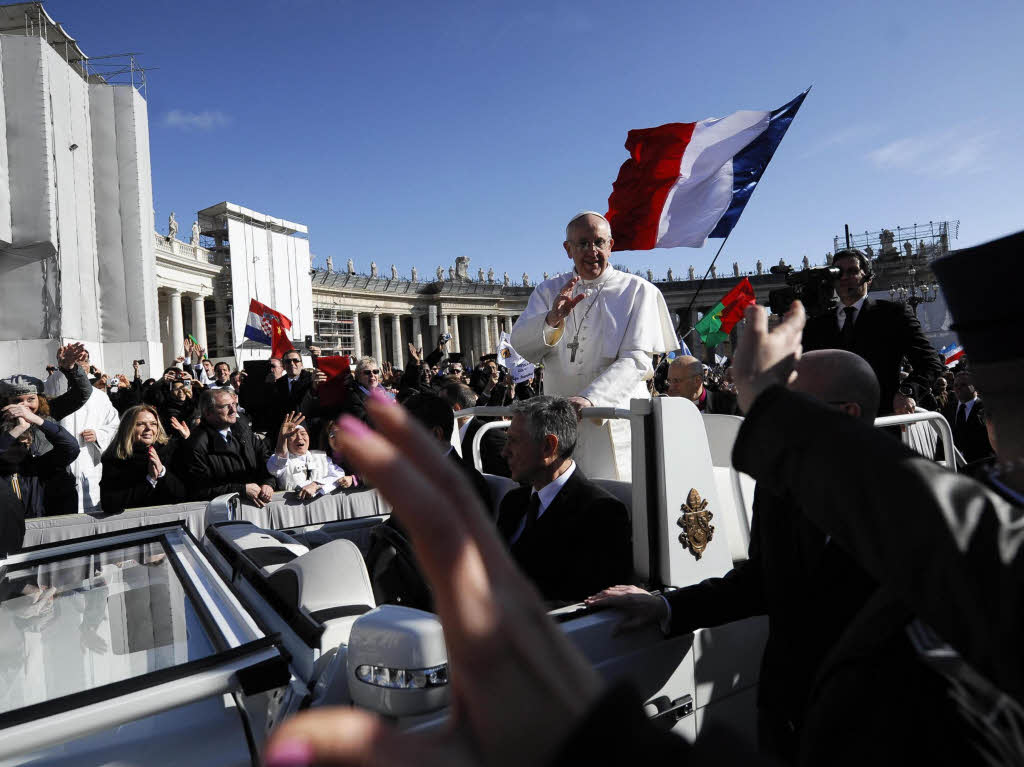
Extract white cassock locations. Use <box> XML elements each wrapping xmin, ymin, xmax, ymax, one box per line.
<box><xmin>52</xmin><ymin>385</ymin><xmax>120</xmax><ymax>512</ymax></box>
<box><xmin>510</xmin><ymin>266</ymin><xmax>677</xmax><ymax>481</ymax></box>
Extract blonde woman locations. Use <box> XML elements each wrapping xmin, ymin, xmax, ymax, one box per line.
<box><xmin>100</xmin><ymin>405</ymin><xmax>187</xmax><ymax>513</ymax></box>
<box><xmin>267</xmin><ymin>411</ymin><xmax>352</xmax><ymax>500</ymax></box>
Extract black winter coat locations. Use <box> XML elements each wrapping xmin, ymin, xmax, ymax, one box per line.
<box><xmin>100</xmin><ymin>440</ymin><xmax>189</xmax><ymax>514</ymax></box>
<box><xmin>182</xmin><ymin>421</ymin><xmax>275</xmax><ymax>501</ymax></box>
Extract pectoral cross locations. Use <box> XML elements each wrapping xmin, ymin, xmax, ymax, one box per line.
<box><xmin>567</xmin><ymin>340</ymin><xmax>579</xmax><ymax>362</ymax></box>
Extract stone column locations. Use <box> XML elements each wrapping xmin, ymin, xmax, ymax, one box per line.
<box><xmin>391</xmin><ymin>314</ymin><xmax>404</xmax><ymax>367</ymax></box>
<box><xmin>439</xmin><ymin>312</ymin><xmax>449</xmax><ymax>352</ymax></box>
<box><xmin>450</xmin><ymin>313</ymin><xmax>461</xmax><ymax>353</ymax></box>
<box><xmin>351</xmin><ymin>311</ymin><xmax>363</xmax><ymax>359</ymax></box>
<box><xmin>503</xmin><ymin>316</ymin><xmax>512</xmax><ymax>335</ymax></box>
<box><xmin>411</xmin><ymin>314</ymin><xmax>423</xmax><ymax>353</ymax></box>
<box><xmin>370</xmin><ymin>313</ymin><xmax>383</xmax><ymax>363</ymax></box>
<box><xmin>191</xmin><ymin>294</ymin><xmax>208</xmax><ymax>352</ymax></box>
<box><xmin>168</xmin><ymin>289</ymin><xmax>184</xmax><ymax>365</ymax></box>
<box><xmin>478</xmin><ymin>315</ymin><xmax>489</xmax><ymax>357</ymax></box>
<box><xmin>489</xmin><ymin>316</ymin><xmax>500</xmax><ymax>350</ymax></box>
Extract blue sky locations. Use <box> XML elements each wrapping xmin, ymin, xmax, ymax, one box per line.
<box><xmin>48</xmin><ymin>0</ymin><xmax>1023</xmax><ymax>281</ymax></box>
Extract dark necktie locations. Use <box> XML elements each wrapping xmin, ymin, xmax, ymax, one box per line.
<box><xmin>502</xmin><ymin>492</ymin><xmax>541</xmax><ymax>544</ymax></box>
<box><xmin>522</xmin><ymin>492</ymin><xmax>541</xmax><ymax>537</ymax></box>
<box><xmin>955</xmin><ymin>404</ymin><xmax>967</xmax><ymax>432</ymax></box>
<box><xmin>841</xmin><ymin>306</ymin><xmax>857</xmax><ymax>348</ymax></box>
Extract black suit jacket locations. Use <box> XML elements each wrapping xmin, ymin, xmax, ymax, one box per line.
<box><xmin>273</xmin><ymin>369</ymin><xmax>321</xmax><ymax>437</ymax></box>
<box><xmin>496</xmin><ymin>467</ymin><xmax>631</xmax><ymax>605</ymax></box>
<box><xmin>803</xmin><ymin>297</ymin><xmax>942</xmax><ymax>414</ymax></box>
<box><xmin>702</xmin><ymin>388</ymin><xmax>739</xmax><ymax>415</ymax></box>
<box><xmin>730</xmin><ymin>386</ymin><xmax>994</xmax><ymax>764</ymax></box>
<box><xmin>943</xmin><ymin>397</ymin><xmax>994</xmax><ymax>463</ymax></box>
<box><xmin>665</xmin><ymin>486</ymin><xmax>878</xmax><ymax>736</ymax></box>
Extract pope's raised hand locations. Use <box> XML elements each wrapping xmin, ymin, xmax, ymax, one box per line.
<box><xmin>545</xmin><ymin>275</ymin><xmax>586</xmax><ymax>328</ymax></box>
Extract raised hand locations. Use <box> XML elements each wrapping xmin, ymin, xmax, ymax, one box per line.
<box><xmin>58</xmin><ymin>342</ymin><xmax>88</xmax><ymax>371</ymax></box>
<box><xmin>263</xmin><ymin>394</ymin><xmax>603</xmax><ymax>767</ymax></box>
<box><xmin>169</xmin><ymin>416</ymin><xmax>190</xmax><ymax>440</ymax></box>
<box><xmin>407</xmin><ymin>342</ymin><xmax>421</xmax><ymax>363</ymax></box>
<box><xmin>311</xmin><ymin>369</ymin><xmax>328</xmax><ymax>389</ymax></box>
<box><xmin>732</xmin><ymin>301</ymin><xmax>806</xmax><ymax>414</ymax></box>
<box><xmin>545</xmin><ymin>275</ymin><xmax>586</xmax><ymax>328</ymax></box>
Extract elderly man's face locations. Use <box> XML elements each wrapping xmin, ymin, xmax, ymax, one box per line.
<box><xmin>563</xmin><ymin>214</ymin><xmax>613</xmax><ymax>281</ymax></box>
<box><xmin>205</xmin><ymin>392</ymin><xmax>239</xmax><ymax>428</ymax></box>
<box><xmin>667</xmin><ymin>366</ymin><xmax>703</xmax><ymax>400</ymax></box>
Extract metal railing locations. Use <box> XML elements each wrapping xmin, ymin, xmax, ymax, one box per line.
<box><xmin>458</xmin><ymin>406</ymin><xmax>634</xmax><ymax>473</ymax></box>
<box><xmin>873</xmin><ymin>410</ymin><xmax>959</xmax><ymax>472</ymax></box>
<box><xmin>459</xmin><ymin>405</ymin><xmax>959</xmax><ymax>474</ymax></box>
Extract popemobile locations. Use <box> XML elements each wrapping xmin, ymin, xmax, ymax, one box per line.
<box><xmin>0</xmin><ymin>398</ymin><xmax>956</xmax><ymax>765</ymax></box>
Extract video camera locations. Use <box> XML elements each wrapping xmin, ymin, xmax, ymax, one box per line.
<box><xmin>768</xmin><ymin>265</ymin><xmax>840</xmax><ymax>317</ymax></box>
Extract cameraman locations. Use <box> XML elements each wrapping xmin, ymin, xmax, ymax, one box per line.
<box><xmin>802</xmin><ymin>248</ymin><xmax>941</xmax><ymax>415</ymax></box>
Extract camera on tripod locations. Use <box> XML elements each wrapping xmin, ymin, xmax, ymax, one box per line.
<box><xmin>768</xmin><ymin>265</ymin><xmax>839</xmax><ymax>317</ymax></box>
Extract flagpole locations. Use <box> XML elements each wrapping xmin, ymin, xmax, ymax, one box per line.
<box><xmin>677</xmin><ymin>233</ymin><xmax>732</xmax><ymax>341</ymax></box>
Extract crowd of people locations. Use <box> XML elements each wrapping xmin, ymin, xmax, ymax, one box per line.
<box><xmin>1</xmin><ymin>212</ymin><xmax>1019</xmax><ymax>766</ymax></box>
<box><xmin>0</xmin><ymin>334</ymin><xmax>548</xmax><ymax>530</ymax></box>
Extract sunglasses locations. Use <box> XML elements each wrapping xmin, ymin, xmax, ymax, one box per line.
<box><xmin>360</xmin><ymin>369</ymin><xmax>381</xmax><ymax>376</ymax></box>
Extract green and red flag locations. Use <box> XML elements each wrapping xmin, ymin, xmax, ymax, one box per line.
<box><xmin>694</xmin><ymin>278</ymin><xmax>757</xmax><ymax>347</ymax></box>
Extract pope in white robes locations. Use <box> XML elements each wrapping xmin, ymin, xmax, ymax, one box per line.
<box><xmin>511</xmin><ymin>212</ymin><xmax>677</xmax><ymax>480</ymax></box>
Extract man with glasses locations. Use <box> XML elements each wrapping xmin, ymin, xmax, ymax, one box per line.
<box><xmin>271</xmin><ymin>350</ymin><xmax>325</xmax><ymax>440</ymax></box>
<box><xmin>803</xmin><ymin>248</ymin><xmax>941</xmax><ymax>415</ymax></box>
<box><xmin>510</xmin><ymin>211</ymin><xmax>676</xmax><ymax>481</ymax></box>
<box><xmin>183</xmin><ymin>388</ymin><xmax>276</xmax><ymax>506</ymax></box>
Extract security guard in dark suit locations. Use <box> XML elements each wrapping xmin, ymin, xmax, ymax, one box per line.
<box><xmin>803</xmin><ymin>249</ymin><xmax>942</xmax><ymax>415</ymax></box>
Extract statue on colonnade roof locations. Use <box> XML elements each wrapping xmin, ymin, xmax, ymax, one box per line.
<box><xmin>191</xmin><ymin>220</ymin><xmax>200</xmax><ymax>247</ymax></box>
<box><xmin>370</xmin><ymin>262</ymin><xmax>379</xmax><ymax>278</ymax></box>
<box><xmin>168</xmin><ymin>212</ymin><xmax>178</xmax><ymax>240</ymax></box>
<box><xmin>347</xmin><ymin>258</ymin><xmax>355</xmax><ymax>274</ymax></box>
<box><xmin>411</xmin><ymin>266</ymin><xmax>418</xmax><ymax>282</ymax></box>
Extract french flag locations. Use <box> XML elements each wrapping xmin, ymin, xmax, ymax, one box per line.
<box><xmin>244</xmin><ymin>298</ymin><xmax>292</xmax><ymax>346</ymax></box>
<box><xmin>940</xmin><ymin>342</ymin><xmax>965</xmax><ymax>368</ymax></box>
<box><xmin>606</xmin><ymin>90</ymin><xmax>808</xmax><ymax>250</ymax></box>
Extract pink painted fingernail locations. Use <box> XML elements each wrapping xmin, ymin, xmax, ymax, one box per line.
<box><xmin>264</xmin><ymin>739</ymin><xmax>314</xmax><ymax>767</ymax></box>
<box><xmin>337</xmin><ymin>414</ymin><xmax>371</xmax><ymax>439</ymax></box>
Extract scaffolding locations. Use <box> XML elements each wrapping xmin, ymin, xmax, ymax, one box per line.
<box><xmin>313</xmin><ymin>308</ymin><xmax>356</xmax><ymax>356</ymax></box>
<box><xmin>0</xmin><ymin>3</ymin><xmax>152</xmax><ymax>94</ymax></box>
<box><xmin>834</xmin><ymin>220</ymin><xmax>959</xmax><ymax>261</ymax></box>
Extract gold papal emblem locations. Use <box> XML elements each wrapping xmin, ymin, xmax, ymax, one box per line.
<box><xmin>677</xmin><ymin>488</ymin><xmax>715</xmax><ymax>560</ymax></box>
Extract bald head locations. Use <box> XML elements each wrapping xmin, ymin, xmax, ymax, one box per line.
<box><xmin>667</xmin><ymin>355</ymin><xmax>705</xmax><ymax>400</ymax></box>
<box><xmin>790</xmin><ymin>350</ymin><xmax>880</xmax><ymax>423</ymax></box>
